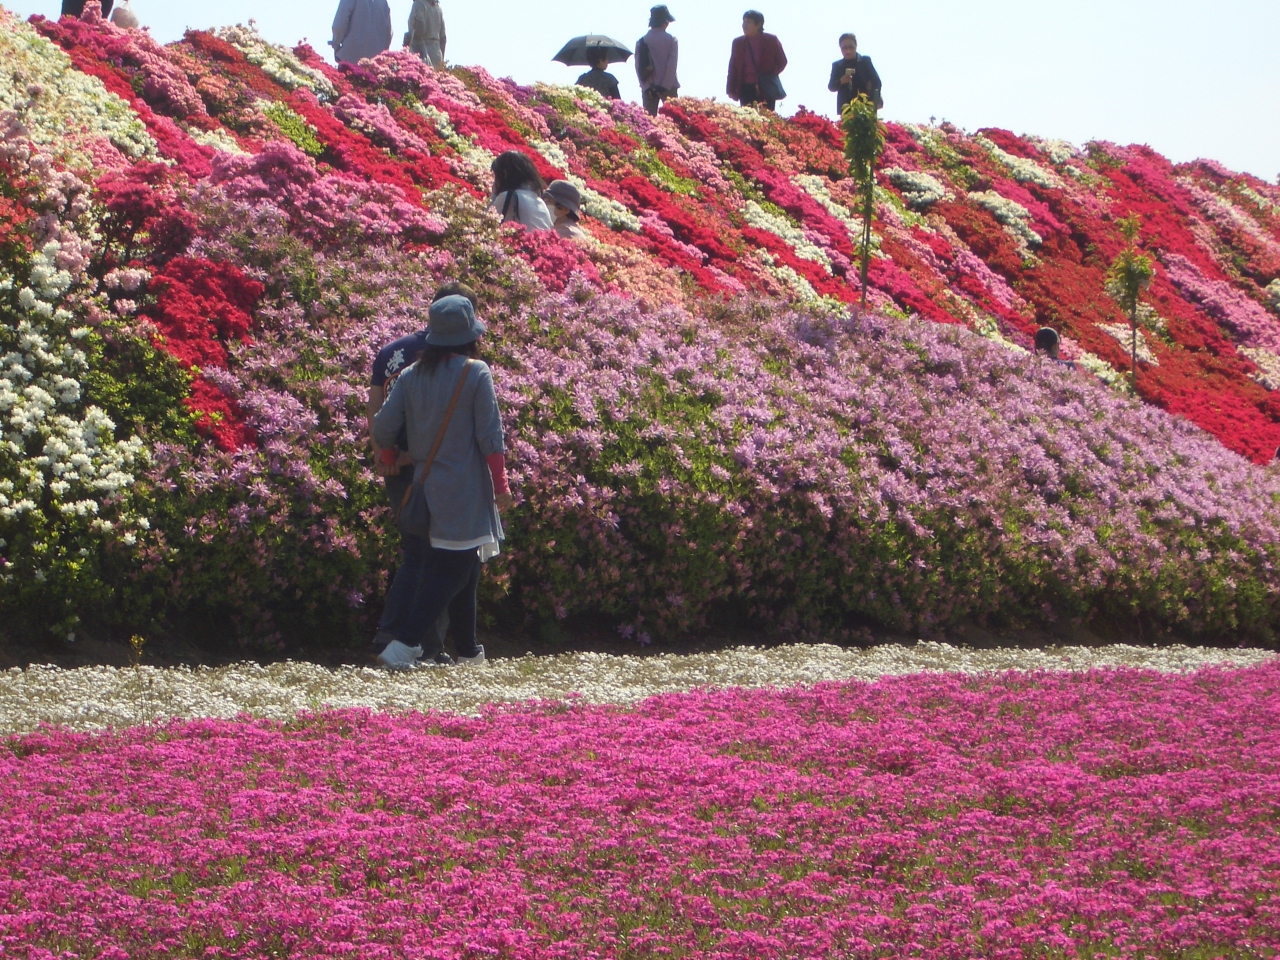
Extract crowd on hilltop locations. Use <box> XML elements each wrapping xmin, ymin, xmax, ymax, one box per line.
<box><xmin>326</xmin><ymin>1</ymin><xmax>883</xmax><ymax>118</ymax></box>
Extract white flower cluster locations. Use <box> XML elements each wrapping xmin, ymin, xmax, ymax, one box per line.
<box><xmin>1028</xmin><ymin>136</ymin><xmax>1081</xmax><ymax>166</ymax></box>
<box><xmin>1072</xmin><ymin>348</ymin><xmax>1131</xmax><ymax>391</ymax></box>
<box><xmin>1097</xmin><ymin>322</ymin><xmax>1159</xmax><ymax>366</ymax></box>
<box><xmin>0</xmin><ymin>642</ymin><xmax>1271</xmax><ymax>734</ymax></box>
<box><xmin>752</xmin><ymin>249</ymin><xmax>819</xmax><ymax>301</ymax></box>
<box><xmin>215</xmin><ymin>23</ymin><xmax>336</xmax><ymax>102</ymax></box>
<box><xmin>792</xmin><ymin>174</ymin><xmax>886</xmax><ymax>251</ymax></box>
<box><xmin>1</xmin><ymin>145</ymin><xmax>147</xmax><ymax>591</ymax></box>
<box><xmin>968</xmin><ymin>189</ymin><xmax>1043</xmax><ymax>249</ymax></box>
<box><xmin>742</xmin><ymin>201</ymin><xmax>833</xmax><ymax>272</ymax></box>
<box><xmin>410</xmin><ymin>100</ymin><xmax>497</xmax><ymax>184</ymax></box>
<box><xmin>975</xmin><ymin>135</ymin><xmax>1062</xmax><ymax>189</ymax></box>
<box><xmin>1267</xmin><ymin>278</ymin><xmax>1280</xmax><ymax>313</ymax></box>
<box><xmin>883</xmin><ymin>167</ymin><xmax>951</xmax><ymax>209</ymax></box>
<box><xmin>187</xmin><ymin>125</ymin><xmax>247</xmax><ymax>156</ymax></box>
<box><xmin>1240</xmin><ymin>346</ymin><xmax>1280</xmax><ymax>391</ymax></box>
<box><xmin>0</xmin><ymin>9</ymin><xmax>156</xmax><ymax>166</ymax></box>
<box><xmin>531</xmin><ymin>140</ymin><xmax>642</xmax><ymax>232</ymax></box>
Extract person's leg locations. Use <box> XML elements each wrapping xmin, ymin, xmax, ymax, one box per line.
<box><xmin>762</xmin><ymin>98</ymin><xmax>776</xmax><ymax>111</ymax></box>
<box><xmin>446</xmin><ymin>551</ymin><xmax>482</xmax><ymax>658</ymax></box>
<box><xmin>380</xmin><ymin>470</ymin><xmax>448</xmax><ymax>645</ymax></box>
<box><xmin>376</xmin><ymin>529</ymin><xmax>429</xmax><ymax>649</ymax></box>
<box><xmin>643</xmin><ymin>88</ymin><xmax>661</xmax><ymax>116</ymax></box>
<box><xmin>739</xmin><ymin>83</ymin><xmax>760</xmax><ymax>108</ymax></box>
<box><xmin>402</xmin><ymin>547</ymin><xmax>479</xmax><ymax>657</ymax></box>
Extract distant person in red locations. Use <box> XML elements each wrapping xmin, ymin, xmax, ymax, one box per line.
<box><xmin>726</xmin><ymin>10</ymin><xmax>786</xmax><ymax>111</ymax></box>
<box><xmin>61</xmin><ymin>0</ymin><xmax>114</xmax><ymax>18</ymax></box>
<box><xmin>828</xmin><ymin>33</ymin><xmax>882</xmax><ymax>114</ymax></box>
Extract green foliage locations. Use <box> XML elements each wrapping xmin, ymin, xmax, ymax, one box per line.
<box><xmin>83</xmin><ymin>325</ymin><xmax>200</xmax><ymax>445</ymax></box>
<box><xmin>261</xmin><ymin>102</ymin><xmax>324</xmax><ymax>157</ymax></box>
<box><xmin>1106</xmin><ymin>214</ymin><xmax>1155</xmax><ymax>387</ymax></box>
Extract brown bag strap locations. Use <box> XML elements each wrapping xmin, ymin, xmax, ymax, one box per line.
<box><xmin>402</xmin><ymin>358</ymin><xmax>473</xmax><ymax>506</ymax></box>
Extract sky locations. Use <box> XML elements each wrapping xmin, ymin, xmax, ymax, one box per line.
<box><xmin>8</xmin><ymin>0</ymin><xmax>1279</xmax><ymax>181</ymax></box>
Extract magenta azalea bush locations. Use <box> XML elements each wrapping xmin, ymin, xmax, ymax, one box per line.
<box><xmin>2</xmin><ymin>6</ymin><xmax>1280</xmax><ymax>646</ymax></box>
<box><xmin>3</xmin><ymin>663</ymin><xmax>1280</xmax><ymax>957</ymax></box>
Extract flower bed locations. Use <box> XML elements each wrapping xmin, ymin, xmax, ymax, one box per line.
<box><xmin>2</xmin><ymin>6</ymin><xmax>1280</xmax><ymax>648</ymax></box>
<box><xmin>3</xmin><ymin>662</ymin><xmax>1279</xmax><ymax>956</ymax></box>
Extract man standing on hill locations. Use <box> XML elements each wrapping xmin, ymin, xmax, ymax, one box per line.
<box><xmin>407</xmin><ymin>0</ymin><xmax>447</xmax><ymax>68</ymax></box>
<box><xmin>331</xmin><ymin>0</ymin><xmax>392</xmax><ymax>65</ymax></box>
<box><xmin>636</xmin><ymin>5</ymin><xmax>679</xmax><ymax>116</ymax></box>
<box><xmin>828</xmin><ymin>33</ymin><xmax>882</xmax><ymax>114</ymax></box>
<box><xmin>726</xmin><ymin>10</ymin><xmax>787</xmax><ymax>111</ymax></box>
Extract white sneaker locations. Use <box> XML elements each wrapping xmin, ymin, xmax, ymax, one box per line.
<box><xmin>377</xmin><ymin>639</ymin><xmax>424</xmax><ymax>670</ymax></box>
<box><xmin>455</xmin><ymin>645</ymin><xmax>486</xmax><ymax>666</ymax></box>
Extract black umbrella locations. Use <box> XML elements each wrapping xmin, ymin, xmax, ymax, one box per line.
<box><xmin>552</xmin><ymin>35</ymin><xmax>633</xmax><ymax>67</ymax></box>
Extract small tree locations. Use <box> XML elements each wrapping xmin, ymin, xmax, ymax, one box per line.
<box><xmin>1106</xmin><ymin>215</ymin><xmax>1155</xmax><ymax>390</ymax></box>
<box><xmin>842</xmin><ymin>94</ymin><xmax>885</xmax><ymax>312</ymax></box>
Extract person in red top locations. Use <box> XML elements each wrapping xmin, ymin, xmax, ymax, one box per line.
<box><xmin>726</xmin><ymin>10</ymin><xmax>787</xmax><ymax>111</ymax></box>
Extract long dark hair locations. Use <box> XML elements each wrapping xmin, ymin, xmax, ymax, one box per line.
<box><xmin>416</xmin><ymin>339</ymin><xmax>480</xmax><ymax>372</ymax></box>
<box><xmin>490</xmin><ymin>150</ymin><xmax>545</xmax><ymax>197</ymax></box>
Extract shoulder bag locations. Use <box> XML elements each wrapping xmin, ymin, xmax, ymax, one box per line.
<box><xmin>397</xmin><ymin>359</ymin><xmax>473</xmax><ymax>539</ymax></box>
<box><xmin>745</xmin><ymin>37</ymin><xmax>786</xmax><ymax>103</ymax></box>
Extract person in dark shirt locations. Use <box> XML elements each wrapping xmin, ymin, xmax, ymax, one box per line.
<box><xmin>576</xmin><ymin>51</ymin><xmax>622</xmax><ymax>99</ymax></box>
<box><xmin>1034</xmin><ymin>326</ymin><xmax>1076</xmax><ymax>370</ymax></box>
<box><xmin>828</xmin><ymin>33</ymin><xmax>882</xmax><ymax>114</ymax></box>
<box><xmin>62</xmin><ymin>0</ymin><xmax>115</xmax><ymax>17</ymax></box>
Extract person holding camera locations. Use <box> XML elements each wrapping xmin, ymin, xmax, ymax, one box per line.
<box><xmin>636</xmin><ymin>5</ymin><xmax>679</xmax><ymax>116</ymax></box>
<box><xmin>829</xmin><ymin>33</ymin><xmax>882</xmax><ymax>114</ymax></box>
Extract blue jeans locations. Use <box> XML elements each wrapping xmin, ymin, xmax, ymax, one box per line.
<box><xmin>379</xmin><ymin>471</ymin><xmax>449</xmax><ymax>648</ymax></box>
<box><xmin>383</xmin><ymin>536</ymin><xmax>481</xmax><ymax>658</ymax></box>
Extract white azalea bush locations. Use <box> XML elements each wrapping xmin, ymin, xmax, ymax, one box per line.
<box><xmin>0</xmin><ymin>125</ymin><xmax>146</xmax><ymax>639</ymax></box>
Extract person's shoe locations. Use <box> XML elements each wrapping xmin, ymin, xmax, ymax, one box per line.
<box><xmin>377</xmin><ymin>639</ymin><xmax>424</xmax><ymax>670</ymax></box>
<box><xmin>420</xmin><ymin>651</ymin><xmax>455</xmax><ymax>667</ymax></box>
<box><xmin>455</xmin><ymin>645</ymin><xmax>486</xmax><ymax>666</ymax></box>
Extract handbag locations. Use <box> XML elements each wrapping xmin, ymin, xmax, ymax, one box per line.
<box><xmin>397</xmin><ymin>359</ymin><xmax>473</xmax><ymax>539</ymax></box>
<box><xmin>744</xmin><ymin>37</ymin><xmax>786</xmax><ymax>103</ymax></box>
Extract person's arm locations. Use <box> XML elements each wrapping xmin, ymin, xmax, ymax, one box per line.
<box><xmin>331</xmin><ymin>0</ymin><xmax>355</xmax><ymax>48</ymax></box>
<box><xmin>726</xmin><ymin>40</ymin><xmax>740</xmax><ymax>99</ymax></box>
<box><xmin>864</xmin><ymin>57</ymin><xmax>882</xmax><ymax>96</ymax></box>
<box><xmin>379</xmin><ymin>0</ymin><xmax>393</xmax><ymax>50</ymax></box>
<box><xmin>828</xmin><ymin>61</ymin><xmax>844</xmax><ymax>93</ymax></box>
<box><xmin>372</xmin><ymin>373</ymin><xmax>409</xmax><ymax>453</ymax></box>
<box><xmin>669</xmin><ymin>37</ymin><xmax>679</xmax><ymax>90</ymax></box>
<box><xmin>439</xmin><ymin>8</ymin><xmax>446</xmax><ymax>56</ymax></box>
<box><xmin>472</xmin><ymin>363</ymin><xmax>513</xmax><ymax>508</ymax></box>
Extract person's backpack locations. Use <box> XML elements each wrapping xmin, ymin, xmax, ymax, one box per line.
<box><xmin>636</xmin><ymin>37</ymin><xmax>654</xmax><ymax>83</ymax></box>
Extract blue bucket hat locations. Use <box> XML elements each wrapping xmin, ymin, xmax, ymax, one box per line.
<box><xmin>426</xmin><ymin>294</ymin><xmax>485</xmax><ymax>346</ymax></box>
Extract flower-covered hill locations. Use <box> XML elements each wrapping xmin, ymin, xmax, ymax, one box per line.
<box><xmin>2</xmin><ymin>3</ymin><xmax>1280</xmax><ymax>649</ymax></box>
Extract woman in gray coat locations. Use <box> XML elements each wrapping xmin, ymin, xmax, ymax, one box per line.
<box><xmin>372</xmin><ymin>296</ymin><xmax>512</xmax><ymax>668</ymax></box>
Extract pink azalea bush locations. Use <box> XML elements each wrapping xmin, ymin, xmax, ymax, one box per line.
<box><xmin>3</xmin><ymin>663</ymin><xmax>1279</xmax><ymax>956</ymax></box>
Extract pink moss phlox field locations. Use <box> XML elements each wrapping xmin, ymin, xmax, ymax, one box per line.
<box><xmin>3</xmin><ymin>665</ymin><xmax>1280</xmax><ymax>957</ymax></box>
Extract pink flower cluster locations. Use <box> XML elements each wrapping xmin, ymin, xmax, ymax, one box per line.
<box><xmin>3</xmin><ymin>664</ymin><xmax>1279</xmax><ymax>956</ymax></box>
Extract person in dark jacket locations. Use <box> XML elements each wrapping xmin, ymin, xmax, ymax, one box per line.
<box><xmin>576</xmin><ymin>51</ymin><xmax>622</xmax><ymax>100</ymax></box>
<box><xmin>62</xmin><ymin>0</ymin><xmax>115</xmax><ymax>18</ymax></box>
<box><xmin>829</xmin><ymin>33</ymin><xmax>882</xmax><ymax>114</ymax></box>
<box><xmin>726</xmin><ymin>10</ymin><xmax>787</xmax><ymax>111</ymax></box>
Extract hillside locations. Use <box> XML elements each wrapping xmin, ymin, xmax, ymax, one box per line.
<box><xmin>2</xmin><ymin>4</ymin><xmax>1280</xmax><ymax>649</ymax></box>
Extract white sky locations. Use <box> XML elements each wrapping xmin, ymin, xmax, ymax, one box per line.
<box><xmin>7</xmin><ymin>0</ymin><xmax>1279</xmax><ymax>181</ymax></box>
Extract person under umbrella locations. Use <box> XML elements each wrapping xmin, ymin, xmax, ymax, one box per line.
<box><xmin>554</xmin><ymin>35</ymin><xmax>631</xmax><ymax>101</ymax></box>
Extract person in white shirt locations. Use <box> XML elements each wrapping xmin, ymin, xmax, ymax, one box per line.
<box><xmin>636</xmin><ymin>5</ymin><xmax>679</xmax><ymax>116</ymax></box>
<box><xmin>489</xmin><ymin>151</ymin><xmax>553</xmax><ymax>230</ymax></box>
<box><xmin>406</xmin><ymin>0</ymin><xmax>446</xmax><ymax>67</ymax></box>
